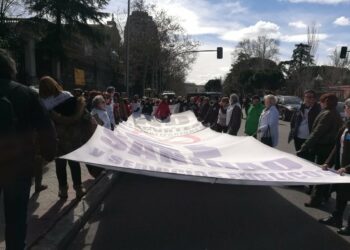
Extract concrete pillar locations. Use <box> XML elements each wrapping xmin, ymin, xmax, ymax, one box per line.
<box><xmin>24</xmin><ymin>38</ymin><xmax>37</xmax><ymax>85</ymax></box>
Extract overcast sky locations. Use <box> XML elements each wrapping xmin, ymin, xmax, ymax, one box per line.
<box><xmin>106</xmin><ymin>0</ymin><xmax>350</xmax><ymax>85</ymax></box>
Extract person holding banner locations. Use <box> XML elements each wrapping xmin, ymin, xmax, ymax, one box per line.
<box><xmin>289</xmin><ymin>90</ymin><xmax>321</xmax><ymax>160</ymax></box>
<box><xmin>245</xmin><ymin>95</ymin><xmax>264</xmax><ymax>137</ymax></box>
<box><xmin>215</xmin><ymin>97</ymin><xmax>230</xmax><ymax>133</ymax></box>
<box><xmin>257</xmin><ymin>95</ymin><xmax>279</xmax><ymax>147</ymax></box>
<box><xmin>319</xmin><ymin>98</ymin><xmax>350</xmax><ymax>235</ymax></box>
<box><xmin>155</xmin><ymin>97</ymin><xmax>171</xmax><ymax>121</ymax></box>
<box><xmin>0</xmin><ymin>50</ymin><xmax>57</xmax><ymax>250</ymax></box>
<box><xmin>226</xmin><ymin>94</ymin><xmax>242</xmax><ymax>136</ymax></box>
<box><xmin>203</xmin><ymin>97</ymin><xmax>220</xmax><ymax>128</ymax></box>
<box><xmin>131</xmin><ymin>95</ymin><xmax>141</xmax><ymax>114</ymax></box>
<box><xmin>105</xmin><ymin>87</ymin><xmax>116</xmax><ymax>130</ymax></box>
<box><xmin>91</xmin><ymin>95</ymin><xmax>112</xmax><ymax>130</ymax></box>
<box><xmin>39</xmin><ymin>76</ymin><xmax>92</xmax><ymax>199</ymax></box>
<box><xmin>142</xmin><ymin>98</ymin><xmax>154</xmax><ymax>116</ymax></box>
<box><xmin>299</xmin><ymin>93</ymin><xmax>343</xmax><ymax>208</ymax></box>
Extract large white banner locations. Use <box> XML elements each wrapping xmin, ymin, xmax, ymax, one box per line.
<box><xmin>62</xmin><ymin>112</ymin><xmax>350</xmax><ymax>186</ymax></box>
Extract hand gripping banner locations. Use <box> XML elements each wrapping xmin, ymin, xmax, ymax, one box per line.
<box><xmin>62</xmin><ymin>111</ymin><xmax>350</xmax><ymax>186</ymax></box>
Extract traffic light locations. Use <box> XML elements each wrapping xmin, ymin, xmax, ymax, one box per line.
<box><xmin>217</xmin><ymin>47</ymin><xmax>223</xmax><ymax>59</ymax></box>
<box><xmin>340</xmin><ymin>46</ymin><xmax>348</xmax><ymax>59</ymax></box>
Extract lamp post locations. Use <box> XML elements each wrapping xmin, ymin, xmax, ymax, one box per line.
<box><xmin>125</xmin><ymin>0</ymin><xmax>131</xmax><ymax>97</ymax></box>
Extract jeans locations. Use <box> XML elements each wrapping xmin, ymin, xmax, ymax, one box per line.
<box><xmin>0</xmin><ymin>176</ymin><xmax>31</xmax><ymax>250</ymax></box>
<box><xmin>55</xmin><ymin>159</ymin><xmax>82</xmax><ymax>188</ymax></box>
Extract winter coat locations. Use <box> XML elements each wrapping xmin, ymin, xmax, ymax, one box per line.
<box><xmin>325</xmin><ymin>122</ymin><xmax>350</xmax><ymax>199</ymax></box>
<box><xmin>50</xmin><ymin>97</ymin><xmax>97</xmax><ymax>156</ymax></box>
<box><xmin>204</xmin><ymin>102</ymin><xmax>220</xmax><ymax>126</ymax></box>
<box><xmin>289</xmin><ymin>103</ymin><xmax>321</xmax><ymax>142</ymax></box>
<box><xmin>245</xmin><ymin>103</ymin><xmax>264</xmax><ymax>136</ymax></box>
<box><xmin>258</xmin><ymin>105</ymin><xmax>279</xmax><ymax>147</ymax></box>
<box><xmin>227</xmin><ymin>104</ymin><xmax>242</xmax><ymax>136</ymax></box>
<box><xmin>155</xmin><ymin>101</ymin><xmax>171</xmax><ymax>119</ymax></box>
<box><xmin>0</xmin><ymin>80</ymin><xmax>56</xmax><ymax>183</ymax></box>
<box><xmin>300</xmin><ymin>108</ymin><xmax>343</xmax><ymax>153</ymax></box>
<box><xmin>91</xmin><ymin>108</ymin><xmax>111</xmax><ymax>129</ymax></box>
<box><xmin>325</xmin><ymin>122</ymin><xmax>350</xmax><ymax>170</ymax></box>
<box><xmin>142</xmin><ymin>103</ymin><xmax>154</xmax><ymax>116</ymax></box>
<box><xmin>217</xmin><ymin>106</ymin><xmax>228</xmax><ymax>126</ymax></box>
<box><xmin>199</xmin><ymin>102</ymin><xmax>210</xmax><ymax>121</ymax></box>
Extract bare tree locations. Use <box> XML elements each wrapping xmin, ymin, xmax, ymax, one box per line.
<box><xmin>234</xmin><ymin>36</ymin><xmax>279</xmax><ymax>62</ymax></box>
<box><xmin>0</xmin><ymin>0</ymin><xmax>24</xmax><ymax>18</ymax></box>
<box><xmin>329</xmin><ymin>48</ymin><xmax>350</xmax><ymax>68</ymax></box>
<box><xmin>148</xmin><ymin>6</ymin><xmax>199</xmax><ymax>91</ymax></box>
<box><xmin>307</xmin><ymin>22</ymin><xmax>319</xmax><ymax>63</ymax></box>
<box><xmin>253</xmin><ymin>36</ymin><xmax>279</xmax><ymax>61</ymax></box>
<box><xmin>233</xmin><ymin>39</ymin><xmax>253</xmax><ymax>60</ymax></box>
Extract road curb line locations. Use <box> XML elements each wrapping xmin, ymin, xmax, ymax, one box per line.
<box><xmin>30</xmin><ymin>171</ymin><xmax>119</xmax><ymax>250</ymax></box>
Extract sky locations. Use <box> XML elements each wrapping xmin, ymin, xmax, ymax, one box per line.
<box><xmin>106</xmin><ymin>0</ymin><xmax>350</xmax><ymax>85</ymax></box>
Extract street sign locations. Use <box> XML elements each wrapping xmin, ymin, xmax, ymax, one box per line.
<box><xmin>74</xmin><ymin>68</ymin><xmax>86</xmax><ymax>86</ymax></box>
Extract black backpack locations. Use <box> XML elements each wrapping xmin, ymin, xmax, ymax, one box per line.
<box><xmin>0</xmin><ymin>83</ymin><xmax>18</xmax><ymax>134</ymax></box>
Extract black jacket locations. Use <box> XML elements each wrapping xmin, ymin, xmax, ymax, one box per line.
<box><xmin>227</xmin><ymin>105</ymin><xmax>242</xmax><ymax>136</ymax></box>
<box><xmin>199</xmin><ymin>102</ymin><xmax>210</xmax><ymax>121</ymax></box>
<box><xmin>0</xmin><ymin>80</ymin><xmax>56</xmax><ymax>183</ymax></box>
<box><xmin>326</xmin><ymin>121</ymin><xmax>350</xmax><ymax>171</ymax></box>
<box><xmin>289</xmin><ymin>103</ymin><xmax>321</xmax><ymax>142</ymax></box>
<box><xmin>204</xmin><ymin>102</ymin><xmax>220</xmax><ymax>126</ymax></box>
<box><xmin>142</xmin><ymin>103</ymin><xmax>153</xmax><ymax>116</ymax></box>
<box><xmin>325</xmin><ymin>121</ymin><xmax>350</xmax><ymax>199</ymax></box>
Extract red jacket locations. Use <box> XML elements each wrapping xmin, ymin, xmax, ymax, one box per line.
<box><xmin>155</xmin><ymin>101</ymin><xmax>171</xmax><ymax>119</ymax></box>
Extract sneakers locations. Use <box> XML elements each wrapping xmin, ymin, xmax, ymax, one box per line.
<box><xmin>319</xmin><ymin>215</ymin><xmax>343</xmax><ymax>228</ymax></box>
<box><xmin>337</xmin><ymin>226</ymin><xmax>350</xmax><ymax>236</ymax></box>
<box><xmin>74</xmin><ymin>185</ymin><xmax>86</xmax><ymax>199</ymax></box>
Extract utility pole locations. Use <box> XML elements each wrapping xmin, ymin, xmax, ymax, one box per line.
<box><xmin>125</xmin><ymin>0</ymin><xmax>131</xmax><ymax>97</ymax></box>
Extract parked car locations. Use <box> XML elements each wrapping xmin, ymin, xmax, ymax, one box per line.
<box><xmin>337</xmin><ymin>102</ymin><xmax>346</xmax><ymax>121</ymax></box>
<box><xmin>277</xmin><ymin>95</ymin><xmax>302</xmax><ymax>121</ymax></box>
<box><xmin>186</xmin><ymin>92</ymin><xmax>222</xmax><ymax>101</ymax></box>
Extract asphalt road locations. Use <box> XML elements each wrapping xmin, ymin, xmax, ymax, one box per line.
<box><xmin>69</xmin><ymin>120</ymin><xmax>350</xmax><ymax>250</ymax></box>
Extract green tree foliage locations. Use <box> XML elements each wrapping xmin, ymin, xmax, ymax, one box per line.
<box><xmin>280</xmin><ymin>43</ymin><xmax>314</xmax><ymax>78</ymax></box>
<box><xmin>223</xmin><ymin>57</ymin><xmax>284</xmax><ymax>95</ymax></box>
<box><xmin>204</xmin><ymin>79</ymin><xmax>222</xmax><ymax>92</ymax></box>
<box><xmin>279</xmin><ymin>43</ymin><xmax>315</xmax><ymax>94</ymax></box>
<box><xmin>24</xmin><ymin>0</ymin><xmax>110</xmax><ymax>56</ymax></box>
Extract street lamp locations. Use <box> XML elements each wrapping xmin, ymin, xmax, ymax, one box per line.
<box><xmin>125</xmin><ymin>0</ymin><xmax>131</xmax><ymax>97</ymax></box>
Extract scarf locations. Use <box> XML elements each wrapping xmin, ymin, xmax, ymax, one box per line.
<box><xmin>42</xmin><ymin>91</ymin><xmax>73</xmax><ymax>111</ymax></box>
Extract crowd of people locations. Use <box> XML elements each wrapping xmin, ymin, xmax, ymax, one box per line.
<box><xmin>1</xmin><ymin>47</ymin><xmax>350</xmax><ymax>250</ymax></box>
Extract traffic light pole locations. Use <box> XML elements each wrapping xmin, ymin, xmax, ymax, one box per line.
<box><xmin>178</xmin><ymin>47</ymin><xmax>223</xmax><ymax>59</ymax></box>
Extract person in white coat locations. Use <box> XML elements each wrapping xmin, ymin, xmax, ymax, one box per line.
<box><xmin>258</xmin><ymin>95</ymin><xmax>279</xmax><ymax>147</ymax></box>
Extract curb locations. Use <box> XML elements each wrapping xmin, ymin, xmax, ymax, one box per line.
<box><xmin>29</xmin><ymin>171</ymin><xmax>119</xmax><ymax>250</ymax></box>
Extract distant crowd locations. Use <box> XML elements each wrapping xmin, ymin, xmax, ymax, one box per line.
<box><xmin>1</xmin><ymin>48</ymin><xmax>350</xmax><ymax>250</ymax></box>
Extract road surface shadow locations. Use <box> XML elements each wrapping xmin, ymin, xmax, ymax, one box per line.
<box><xmin>70</xmin><ymin>174</ymin><xmax>350</xmax><ymax>250</ymax></box>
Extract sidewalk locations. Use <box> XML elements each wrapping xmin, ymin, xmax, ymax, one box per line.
<box><xmin>0</xmin><ymin>161</ymin><xmax>98</xmax><ymax>248</ymax></box>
